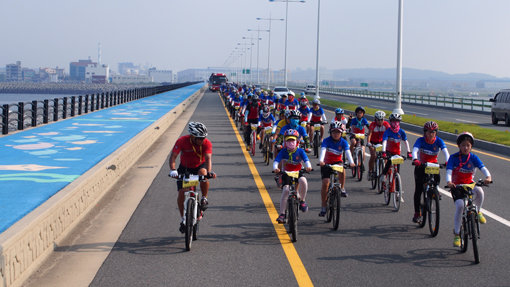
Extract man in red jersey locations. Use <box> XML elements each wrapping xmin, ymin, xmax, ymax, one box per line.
<box><xmin>169</xmin><ymin>122</ymin><xmax>215</xmax><ymax>233</ymax></box>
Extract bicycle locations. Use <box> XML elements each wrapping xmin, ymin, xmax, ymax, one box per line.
<box><xmin>234</xmin><ymin>105</ymin><xmax>241</xmax><ymax>127</ymax></box>
<box><xmin>262</xmin><ymin>126</ymin><xmax>273</xmax><ymax>165</ymax></box>
<box><xmin>324</xmin><ymin>164</ymin><xmax>346</xmax><ymax>230</ymax></box>
<box><xmin>417</xmin><ymin>162</ymin><xmax>444</xmax><ymax>237</ymax></box>
<box><xmin>172</xmin><ymin>172</ymin><xmax>213</xmax><ymax>251</ymax></box>
<box><xmin>380</xmin><ymin>154</ymin><xmax>405</xmax><ymax>212</ymax></box>
<box><xmin>446</xmin><ymin>179</ymin><xmax>491</xmax><ymax>264</ymax></box>
<box><xmin>371</xmin><ymin>144</ymin><xmax>384</xmax><ymax>190</ymax></box>
<box><xmin>312</xmin><ymin>122</ymin><xmax>326</xmax><ymax>158</ymax></box>
<box><xmin>351</xmin><ymin>133</ymin><xmax>365</xmax><ymax>181</ymax></box>
<box><xmin>249</xmin><ymin>123</ymin><xmax>258</xmax><ymax>156</ymax></box>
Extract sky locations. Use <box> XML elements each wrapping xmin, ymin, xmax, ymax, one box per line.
<box><xmin>1</xmin><ymin>0</ymin><xmax>509</xmax><ymax>78</ymax></box>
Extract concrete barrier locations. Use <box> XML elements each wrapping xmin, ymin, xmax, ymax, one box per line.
<box><xmin>0</xmin><ymin>86</ymin><xmax>206</xmax><ymax>287</ymax></box>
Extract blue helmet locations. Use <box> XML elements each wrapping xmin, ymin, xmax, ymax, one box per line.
<box><xmin>335</xmin><ymin>108</ymin><xmax>344</xmax><ymax>114</ymax></box>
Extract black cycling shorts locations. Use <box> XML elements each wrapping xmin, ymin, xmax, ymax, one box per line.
<box><xmin>176</xmin><ymin>163</ymin><xmax>207</xmax><ymax>190</ymax></box>
<box><xmin>320</xmin><ymin>162</ymin><xmax>343</xmax><ymax>179</ymax></box>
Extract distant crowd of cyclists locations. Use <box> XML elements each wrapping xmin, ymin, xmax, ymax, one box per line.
<box><xmin>168</xmin><ymin>81</ymin><xmax>492</xmax><ymax>249</ymax></box>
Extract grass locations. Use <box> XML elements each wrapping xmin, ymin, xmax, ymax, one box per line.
<box><xmin>312</xmin><ymin>97</ymin><xmax>510</xmax><ymax>147</ymax></box>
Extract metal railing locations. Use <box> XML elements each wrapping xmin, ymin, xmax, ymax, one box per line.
<box><xmin>0</xmin><ymin>82</ymin><xmax>199</xmax><ymax>135</ymax></box>
<box><xmin>288</xmin><ymin>85</ymin><xmax>492</xmax><ymax>112</ymax></box>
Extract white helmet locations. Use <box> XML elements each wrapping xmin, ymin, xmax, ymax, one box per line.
<box><xmin>389</xmin><ymin>113</ymin><xmax>402</xmax><ymax>121</ymax></box>
<box><xmin>374</xmin><ymin>110</ymin><xmax>386</xmax><ymax>120</ymax></box>
<box><xmin>188</xmin><ymin>122</ymin><xmax>208</xmax><ymax>138</ymax></box>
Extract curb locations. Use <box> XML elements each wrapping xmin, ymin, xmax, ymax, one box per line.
<box><xmin>0</xmin><ymin>85</ymin><xmax>206</xmax><ymax>287</ymax></box>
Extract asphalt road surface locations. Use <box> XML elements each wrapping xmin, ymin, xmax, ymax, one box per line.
<box><xmin>51</xmin><ymin>90</ymin><xmax>510</xmax><ymax>286</ymax></box>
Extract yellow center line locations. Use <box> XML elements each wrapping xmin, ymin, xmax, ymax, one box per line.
<box><xmin>218</xmin><ymin>93</ymin><xmax>314</xmax><ymax>287</ymax></box>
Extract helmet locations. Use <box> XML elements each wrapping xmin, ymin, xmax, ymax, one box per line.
<box><xmin>275</xmin><ymin>94</ymin><xmax>281</xmax><ymax>100</ymax></box>
<box><xmin>252</xmin><ymin>94</ymin><xmax>259</xmax><ymax>101</ymax></box>
<box><xmin>299</xmin><ymin>100</ymin><xmax>308</xmax><ymax>107</ymax></box>
<box><xmin>279</xmin><ymin>109</ymin><xmax>287</xmax><ymax>117</ymax></box>
<box><xmin>288</xmin><ymin>110</ymin><xmax>301</xmax><ymax>119</ymax></box>
<box><xmin>355</xmin><ymin>106</ymin><xmax>365</xmax><ymax>114</ymax></box>
<box><xmin>457</xmin><ymin>132</ymin><xmax>474</xmax><ymax>146</ymax></box>
<box><xmin>281</xmin><ymin>93</ymin><xmax>288</xmax><ymax>98</ymax></box>
<box><xmin>335</xmin><ymin>108</ymin><xmax>344</xmax><ymax>114</ymax></box>
<box><xmin>329</xmin><ymin>121</ymin><xmax>345</xmax><ymax>133</ymax></box>
<box><xmin>300</xmin><ymin>92</ymin><xmax>306</xmax><ymax>96</ymax></box>
<box><xmin>262</xmin><ymin>90</ymin><xmax>268</xmax><ymax>96</ymax></box>
<box><xmin>188</xmin><ymin>122</ymin><xmax>208</xmax><ymax>138</ymax></box>
<box><xmin>262</xmin><ymin>106</ymin><xmax>270</xmax><ymax>113</ymax></box>
<box><xmin>247</xmin><ymin>93</ymin><xmax>253</xmax><ymax>98</ymax></box>
<box><xmin>424</xmin><ymin>121</ymin><xmax>438</xmax><ymax>132</ymax></box>
<box><xmin>287</xmin><ymin>91</ymin><xmax>295</xmax><ymax>97</ymax></box>
<box><xmin>312</xmin><ymin>99</ymin><xmax>320</xmax><ymax>105</ymax></box>
<box><xmin>374</xmin><ymin>110</ymin><xmax>386</xmax><ymax>120</ymax></box>
<box><xmin>284</xmin><ymin>129</ymin><xmax>299</xmax><ymax>140</ymax></box>
<box><xmin>389</xmin><ymin>113</ymin><xmax>402</xmax><ymax>121</ymax></box>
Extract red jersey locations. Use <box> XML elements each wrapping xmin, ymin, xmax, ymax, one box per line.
<box><xmin>368</xmin><ymin>121</ymin><xmax>390</xmax><ymax>144</ymax></box>
<box><xmin>172</xmin><ymin>135</ymin><xmax>212</xmax><ymax>168</ymax></box>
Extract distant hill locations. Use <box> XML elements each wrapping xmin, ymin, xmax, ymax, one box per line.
<box><xmin>290</xmin><ymin>67</ymin><xmax>508</xmax><ymax>82</ymax></box>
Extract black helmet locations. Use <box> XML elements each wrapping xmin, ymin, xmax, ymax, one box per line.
<box><xmin>355</xmin><ymin>106</ymin><xmax>365</xmax><ymax>114</ymax></box>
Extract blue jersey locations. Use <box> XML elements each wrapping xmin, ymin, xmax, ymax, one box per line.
<box><xmin>285</xmin><ymin>99</ymin><xmax>299</xmax><ymax>110</ymax></box>
<box><xmin>382</xmin><ymin>128</ymin><xmax>407</xmax><ymax>155</ymax></box>
<box><xmin>275</xmin><ymin>147</ymin><xmax>310</xmax><ymax>172</ymax></box>
<box><xmin>310</xmin><ymin>107</ymin><xmax>325</xmax><ymax>122</ymax></box>
<box><xmin>298</xmin><ymin>106</ymin><xmax>311</xmax><ymax>120</ymax></box>
<box><xmin>279</xmin><ymin>124</ymin><xmax>308</xmax><ymax>138</ymax></box>
<box><xmin>413</xmin><ymin>137</ymin><xmax>446</xmax><ymax>163</ymax></box>
<box><xmin>259</xmin><ymin>113</ymin><xmax>276</xmax><ymax>127</ymax></box>
<box><xmin>321</xmin><ymin>136</ymin><xmax>350</xmax><ymax>164</ymax></box>
<box><xmin>349</xmin><ymin>117</ymin><xmax>369</xmax><ymax>134</ymax></box>
<box><xmin>447</xmin><ymin>152</ymin><xmax>485</xmax><ymax>184</ymax></box>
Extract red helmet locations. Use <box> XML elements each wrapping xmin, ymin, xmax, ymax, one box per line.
<box><xmin>424</xmin><ymin>121</ymin><xmax>438</xmax><ymax>132</ymax></box>
<box><xmin>284</xmin><ymin>129</ymin><xmax>299</xmax><ymax>140</ymax></box>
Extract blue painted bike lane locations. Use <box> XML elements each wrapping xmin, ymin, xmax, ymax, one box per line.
<box><xmin>0</xmin><ymin>83</ymin><xmax>204</xmax><ymax>233</ymax></box>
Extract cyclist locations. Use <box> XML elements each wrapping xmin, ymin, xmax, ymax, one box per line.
<box><xmin>446</xmin><ymin>132</ymin><xmax>491</xmax><ymax>247</ymax></box>
<box><xmin>347</xmin><ymin>106</ymin><xmax>370</xmax><ymax>162</ymax></box>
<box><xmin>367</xmin><ymin>111</ymin><xmax>391</xmax><ymax>181</ymax></box>
<box><xmin>277</xmin><ymin>110</ymin><xmax>311</xmax><ymax>153</ymax></box>
<box><xmin>333</xmin><ymin>108</ymin><xmax>348</xmax><ymax>126</ymax></box>
<box><xmin>277</xmin><ymin>94</ymin><xmax>287</xmax><ymax>111</ymax></box>
<box><xmin>258</xmin><ymin>105</ymin><xmax>276</xmax><ymax>150</ymax></box>
<box><xmin>308</xmin><ymin>99</ymin><xmax>327</xmax><ymax>144</ymax></box>
<box><xmin>273</xmin><ymin>129</ymin><xmax>313</xmax><ymax>223</ymax></box>
<box><xmin>411</xmin><ymin>121</ymin><xmax>449</xmax><ymax>223</ymax></box>
<box><xmin>298</xmin><ymin>96</ymin><xmax>311</xmax><ymax>127</ymax></box>
<box><xmin>285</xmin><ymin>91</ymin><xmax>299</xmax><ymax>110</ymax></box>
<box><xmin>319</xmin><ymin>122</ymin><xmax>355</xmax><ymax>216</ymax></box>
<box><xmin>243</xmin><ymin>94</ymin><xmax>262</xmax><ymax>150</ymax></box>
<box><xmin>169</xmin><ymin>122</ymin><xmax>215</xmax><ymax>233</ymax></box>
<box><xmin>381</xmin><ymin>113</ymin><xmax>412</xmax><ymax>201</ymax></box>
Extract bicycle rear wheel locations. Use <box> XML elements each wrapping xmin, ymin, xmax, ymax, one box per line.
<box><xmin>370</xmin><ymin>159</ymin><xmax>378</xmax><ymax>190</ymax></box>
<box><xmin>428</xmin><ymin>189</ymin><xmax>440</xmax><ymax>237</ymax></box>
<box><xmin>332</xmin><ymin>187</ymin><xmax>341</xmax><ymax>230</ymax></box>
<box><xmin>185</xmin><ymin>199</ymin><xmax>195</xmax><ymax>251</ymax></box>
<box><xmin>418</xmin><ymin>190</ymin><xmax>427</xmax><ymax>228</ymax></box>
<box><xmin>356</xmin><ymin>150</ymin><xmax>363</xmax><ymax>181</ymax></box>
<box><xmin>469</xmin><ymin>212</ymin><xmax>480</xmax><ymax>264</ymax></box>
<box><xmin>288</xmin><ymin>196</ymin><xmax>298</xmax><ymax>242</ymax></box>
<box><xmin>393</xmin><ymin>173</ymin><xmax>402</xmax><ymax>212</ymax></box>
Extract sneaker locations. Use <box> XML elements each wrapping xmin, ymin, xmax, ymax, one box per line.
<box><xmin>179</xmin><ymin>222</ymin><xmax>186</xmax><ymax>234</ymax></box>
<box><xmin>412</xmin><ymin>212</ymin><xmax>421</xmax><ymax>223</ymax></box>
<box><xmin>246</xmin><ymin>145</ymin><xmax>251</xmax><ymax>151</ymax></box>
<box><xmin>478</xmin><ymin>212</ymin><xmax>487</xmax><ymax>224</ymax></box>
<box><xmin>276</xmin><ymin>214</ymin><xmax>286</xmax><ymax>224</ymax></box>
<box><xmin>341</xmin><ymin>189</ymin><xmax>348</xmax><ymax>197</ymax></box>
<box><xmin>259</xmin><ymin>142</ymin><xmax>263</xmax><ymax>150</ymax></box>
<box><xmin>200</xmin><ymin>197</ymin><xmax>208</xmax><ymax>211</ymax></box>
<box><xmin>453</xmin><ymin>234</ymin><xmax>461</xmax><ymax>247</ymax></box>
<box><xmin>318</xmin><ymin>208</ymin><xmax>327</xmax><ymax>217</ymax></box>
<box><xmin>299</xmin><ymin>201</ymin><xmax>309</xmax><ymax>212</ymax></box>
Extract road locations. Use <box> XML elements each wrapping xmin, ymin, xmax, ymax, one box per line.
<box><xmin>28</xmin><ymin>90</ymin><xmax>510</xmax><ymax>286</ymax></box>
<box><xmin>299</xmin><ymin>89</ymin><xmax>510</xmax><ymax>133</ymax></box>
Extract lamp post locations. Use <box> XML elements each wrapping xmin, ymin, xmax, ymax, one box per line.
<box><xmin>394</xmin><ymin>0</ymin><xmax>405</xmax><ymax>115</ymax></box>
<box><xmin>269</xmin><ymin>0</ymin><xmax>305</xmax><ymax>87</ymax></box>
<box><xmin>248</xmin><ymin>27</ymin><xmax>269</xmax><ymax>85</ymax></box>
<box><xmin>315</xmin><ymin>0</ymin><xmax>321</xmax><ymax>98</ymax></box>
<box><xmin>238</xmin><ymin>42</ymin><xmax>252</xmax><ymax>84</ymax></box>
<box><xmin>257</xmin><ymin>15</ymin><xmax>284</xmax><ymax>90</ymax></box>
<box><xmin>242</xmin><ymin>36</ymin><xmax>258</xmax><ymax>85</ymax></box>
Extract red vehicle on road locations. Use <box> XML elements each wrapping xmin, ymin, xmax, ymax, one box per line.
<box><xmin>209</xmin><ymin>73</ymin><xmax>228</xmax><ymax>91</ymax></box>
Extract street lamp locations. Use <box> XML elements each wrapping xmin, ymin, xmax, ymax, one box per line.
<box><xmin>248</xmin><ymin>27</ymin><xmax>269</xmax><ymax>85</ymax></box>
<box><xmin>257</xmin><ymin>15</ymin><xmax>284</xmax><ymax>90</ymax></box>
<box><xmin>394</xmin><ymin>0</ymin><xmax>405</xmax><ymax>115</ymax></box>
<box><xmin>242</xmin><ymin>36</ymin><xmax>258</xmax><ymax>85</ymax></box>
<box><xmin>315</xmin><ymin>0</ymin><xmax>321</xmax><ymax>98</ymax></box>
<box><xmin>238</xmin><ymin>42</ymin><xmax>252</xmax><ymax>84</ymax></box>
<box><xmin>269</xmin><ymin>0</ymin><xmax>305</xmax><ymax>87</ymax></box>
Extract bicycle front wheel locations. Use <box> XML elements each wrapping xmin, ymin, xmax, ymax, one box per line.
<box><xmin>332</xmin><ymin>187</ymin><xmax>341</xmax><ymax>230</ymax></box>
<box><xmin>418</xmin><ymin>190</ymin><xmax>427</xmax><ymax>228</ymax></box>
<box><xmin>185</xmin><ymin>199</ymin><xmax>195</xmax><ymax>251</ymax></box>
<box><xmin>460</xmin><ymin>217</ymin><xmax>468</xmax><ymax>253</ymax></box>
<box><xmin>288</xmin><ymin>196</ymin><xmax>298</xmax><ymax>242</ymax></box>
<box><xmin>356</xmin><ymin>150</ymin><xmax>363</xmax><ymax>181</ymax></box>
<box><xmin>469</xmin><ymin>212</ymin><xmax>480</xmax><ymax>264</ymax></box>
<box><xmin>377</xmin><ymin>158</ymin><xmax>384</xmax><ymax>191</ymax></box>
<box><xmin>428</xmin><ymin>189</ymin><xmax>440</xmax><ymax>237</ymax></box>
<box><xmin>251</xmin><ymin>132</ymin><xmax>256</xmax><ymax>156</ymax></box>
<box><xmin>393</xmin><ymin>173</ymin><xmax>402</xmax><ymax>212</ymax></box>
<box><xmin>370</xmin><ymin>159</ymin><xmax>378</xmax><ymax>189</ymax></box>
<box><xmin>382</xmin><ymin>177</ymin><xmax>390</xmax><ymax>205</ymax></box>
<box><xmin>351</xmin><ymin>154</ymin><xmax>357</xmax><ymax>178</ymax></box>
<box><xmin>326</xmin><ymin>189</ymin><xmax>333</xmax><ymax>223</ymax></box>
<box><xmin>313</xmin><ymin>133</ymin><xmax>320</xmax><ymax>158</ymax></box>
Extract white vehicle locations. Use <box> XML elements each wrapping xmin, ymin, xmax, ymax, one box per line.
<box><xmin>304</xmin><ymin>84</ymin><xmax>316</xmax><ymax>94</ymax></box>
<box><xmin>273</xmin><ymin>86</ymin><xmax>290</xmax><ymax>98</ymax></box>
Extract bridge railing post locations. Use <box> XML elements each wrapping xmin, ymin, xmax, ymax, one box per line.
<box><xmin>17</xmin><ymin>102</ymin><xmax>24</xmax><ymax>131</ymax></box>
<box><xmin>31</xmin><ymin>100</ymin><xmax>38</xmax><ymax>127</ymax></box>
<box><xmin>43</xmin><ymin>100</ymin><xmax>49</xmax><ymax>124</ymax></box>
<box><xmin>2</xmin><ymin>104</ymin><xmax>8</xmax><ymax>135</ymax></box>
<box><xmin>63</xmin><ymin>97</ymin><xmax>68</xmax><ymax>119</ymax></box>
<box><xmin>91</xmin><ymin>94</ymin><xmax>95</xmax><ymax>112</ymax></box>
<box><xmin>71</xmin><ymin>96</ymin><xmax>76</xmax><ymax>117</ymax></box>
<box><xmin>101</xmin><ymin>93</ymin><xmax>105</xmax><ymax>109</ymax></box>
<box><xmin>53</xmin><ymin>98</ymin><xmax>59</xmax><ymax>122</ymax></box>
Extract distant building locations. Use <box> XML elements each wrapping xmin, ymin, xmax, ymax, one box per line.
<box><xmin>85</xmin><ymin>64</ymin><xmax>110</xmax><ymax>84</ymax></box>
<box><xmin>6</xmin><ymin>61</ymin><xmax>22</xmax><ymax>82</ymax></box>
<box><xmin>118</xmin><ymin>62</ymin><xmax>137</xmax><ymax>75</ymax></box>
<box><xmin>148</xmin><ymin>68</ymin><xmax>173</xmax><ymax>83</ymax></box>
<box><xmin>110</xmin><ymin>74</ymin><xmax>152</xmax><ymax>84</ymax></box>
<box><xmin>70</xmin><ymin>59</ymin><xmax>95</xmax><ymax>81</ymax></box>
<box><xmin>177</xmin><ymin>68</ymin><xmax>229</xmax><ymax>83</ymax></box>
<box><xmin>22</xmin><ymin>68</ymin><xmax>36</xmax><ymax>82</ymax></box>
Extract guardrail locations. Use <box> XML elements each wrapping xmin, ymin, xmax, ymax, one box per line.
<box><xmin>289</xmin><ymin>85</ymin><xmax>492</xmax><ymax>113</ymax></box>
<box><xmin>0</xmin><ymin>82</ymin><xmax>199</xmax><ymax>135</ymax></box>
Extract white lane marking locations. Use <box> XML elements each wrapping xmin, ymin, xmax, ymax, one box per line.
<box><xmin>438</xmin><ymin>187</ymin><xmax>510</xmax><ymax>228</ymax></box>
<box><xmin>456</xmin><ymin>118</ymin><xmax>478</xmax><ymax>124</ymax></box>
